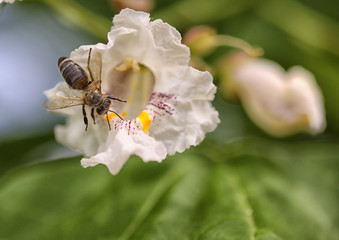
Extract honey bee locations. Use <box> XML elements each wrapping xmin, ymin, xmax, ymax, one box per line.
<box><xmin>44</xmin><ymin>48</ymin><xmax>126</xmax><ymax>131</ymax></box>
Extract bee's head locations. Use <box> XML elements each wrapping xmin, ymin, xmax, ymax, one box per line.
<box><xmin>96</xmin><ymin>98</ymin><xmax>111</xmax><ymax>115</ymax></box>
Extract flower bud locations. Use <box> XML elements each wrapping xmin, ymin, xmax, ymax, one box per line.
<box><xmin>183</xmin><ymin>26</ymin><xmax>217</xmax><ymax>56</ymax></box>
<box><xmin>111</xmin><ymin>0</ymin><xmax>154</xmax><ymax>12</ymax></box>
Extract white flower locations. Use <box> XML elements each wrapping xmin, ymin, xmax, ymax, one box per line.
<box><xmin>45</xmin><ymin>9</ymin><xmax>219</xmax><ymax>174</ymax></box>
<box><xmin>0</xmin><ymin>0</ymin><xmax>16</xmax><ymax>3</ymax></box>
<box><xmin>224</xmin><ymin>53</ymin><xmax>326</xmax><ymax>137</ymax></box>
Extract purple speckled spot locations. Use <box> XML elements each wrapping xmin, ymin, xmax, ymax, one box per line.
<box><xmin>147</xmin><ymin>92</ymin><xmax>177</xmax><ymax>118</ymax></box>
<box><xmin>114</xmin><ymin>118</ymin><xmax>140</xmax><ymax>135</ymax></box>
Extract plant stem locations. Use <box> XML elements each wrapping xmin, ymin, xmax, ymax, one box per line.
<box><xmin>214</xmin><ymin>35</ymin><xmax>264</xmax><ymax>57</ymax></box>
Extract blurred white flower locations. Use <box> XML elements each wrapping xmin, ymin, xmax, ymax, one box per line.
<box><xmin>223</xmin><ymin>53</ymin><xmax>326</xmax><ymax>137</ymax></box>
<box><xmin>0</xmin><ymin>0</ymin><xmax>16</xmax><ymax>3</ymax></box>
<box><xmin>45</xmin><ymin>9</ymin><xmax>219</xmax><ymax>174</ymax></box>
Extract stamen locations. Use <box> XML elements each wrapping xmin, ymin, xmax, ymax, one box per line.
<box><xmin>214</xmin><ymin>35</ymin><xmax>263</xmax><ymax>57</ymax></box>
<box><xmin>115</xmin><ymin>58</ymin><xmax>140</xmax><ymax>72</ymax></box>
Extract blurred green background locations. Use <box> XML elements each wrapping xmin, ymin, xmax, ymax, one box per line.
<box><xmin>0</xmin><ymin>0</ymin><xmax>338</xmax><ymax>239</ymax></box>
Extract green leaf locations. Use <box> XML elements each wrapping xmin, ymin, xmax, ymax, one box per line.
<box><xmin>227</xmin><ymin>138</ymin><xmax>339</xmax><ymax>240</ymax></box>
<box><xmin>0</xmin><ymin>133</ymin><xmax>55</xmax><ymax>176</ymax></box>
<box><xmin>0</xmin><ymin>139</ymin><xmax>338</xmax><ymax>239</ymax></box>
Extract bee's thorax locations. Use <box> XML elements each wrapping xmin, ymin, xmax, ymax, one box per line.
<box><xmin>84</xmin><ymin>89</ymin><xmax>104</xmax><ymax>107</ymax></box>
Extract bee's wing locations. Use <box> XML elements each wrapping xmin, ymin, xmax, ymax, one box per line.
<box><xmin>88</xmin><ymin>48</ymin><xmax>102</xmax><ymax>88</ymax></box>
<box><xmin>43</xmin><ymin>93</ymin><xmax>84</xmax><ymax>110</ymax></box>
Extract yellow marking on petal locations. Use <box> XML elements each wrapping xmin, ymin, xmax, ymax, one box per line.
<box><xmin>138</xmin><ymin>112</ymin><xmax>152</xmax><ymax>133</ymax></box>
<box><xmin>142</xmin><ymin>95</ymin><xmax>148</xmax><ymax>102</ymax></box>
<box><xmin>128</xmin><ymin>96</ymin><xmax>134</xmax><ymax>103</ymax></box>
<box><xmin>121</xmin><ymin>111</ymin><xmax>127</xmax><ymax>118</ymax></box>
<box><xmin>106</xmin><ymin>112</ymin><xmax>117</xmax><ymax>123</ymax></box>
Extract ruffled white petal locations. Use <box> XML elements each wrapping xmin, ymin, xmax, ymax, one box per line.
<box><xmin>113</xmin><ymin>8</ymin><xmax>151</xmax><ymax>28</ymax></box>
<box><xmin>147</xmin><ymin>97</ymin><xmax>219</xmax><ymax>155</ymax></box>
<box><xmin>145</xmin><ymin>67</ymin><xmax>219</xmax><ymax>154</ymax></box>
<box><xmin>153</xmin><ymin>66</ymin><xmax>216</xmax><ymax>100</ymax></box>
<box><xmin>81</xmin><ymin>127</ymin><xmax>167</xmax><ymax>175</ymax></box>
<box><xmin>148</xmin><ymin>19</ymin><xmax>190</xmax><ymax>66</ymax></box>
<box><xmin>55</xmin><ymin>115</ymin><xmax>108</xmax><ymax>157</ymax></box>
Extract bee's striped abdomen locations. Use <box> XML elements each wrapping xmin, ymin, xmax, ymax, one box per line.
<box><xmin>58</xmin><ymin>57</ymin><xmax>89</xmax><ymax>90</ymax></box>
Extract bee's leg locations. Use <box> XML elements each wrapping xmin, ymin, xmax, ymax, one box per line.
<box><xmin>82</xmin><ymin>105</ymin><xmax>88</xmax><ymax>131</ymax></box>
<box><xmin>106</xmin><ymin>113</ymin><xmax>111</xmax><ymax>131</ymax></box>
<box><xmin>87</xmin><ymin>48</ymin><xmax>93</xmax><ymax>84</ymax></box>
<box><xmin>91</xmin><ymin>108</ymin><xmax>96</xmax><ymax>124</ymax></box>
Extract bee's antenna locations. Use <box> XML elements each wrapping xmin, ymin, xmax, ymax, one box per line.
<box><xmin>87</xmin><ymin>48</ymin><xmax>95</xmax><ymax>83</ymax></box>
<box><xmin>108</xmin><ymin>110</ymin><xmax>124</xmax><ymax>120</ymax></box>
<box><xmin>107</xmin><ymin>96</ymin><xmax>127</xmax><ymax>103</ymax></box>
